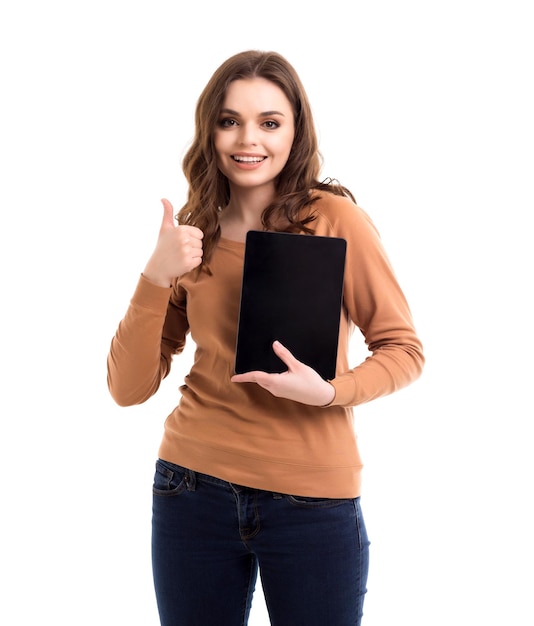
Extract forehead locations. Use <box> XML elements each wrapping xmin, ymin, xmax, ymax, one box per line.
<box><xmin>221</xmin><ymin>77</ymin><xmax>292</xmax><ymax>114</ymax></box>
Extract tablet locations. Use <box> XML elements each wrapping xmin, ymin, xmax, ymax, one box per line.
<box><xmin>234</xmin><ymin>230</ymin><xmax>346</xmax><ymax>380</ymax></box>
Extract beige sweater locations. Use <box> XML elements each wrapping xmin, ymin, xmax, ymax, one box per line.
<box><xmin>107</xmin><ymin>193</ymin><xmax>424</xmax><ymax>498</ymax></box>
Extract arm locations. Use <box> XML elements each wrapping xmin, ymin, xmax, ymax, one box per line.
<box><xmin>106</xmin><ymin>276</ymin><xmax>183</xmax><ymax>406</ymax></box>
<box><xmin>106</xmin><ymin>199</ymin><xmax>203</xmax><ymax>406</ymax></box>
<box><xmin>328</xmin><ymin>201</ymin><xmax>424</xmax><ymax>407</ymax></box>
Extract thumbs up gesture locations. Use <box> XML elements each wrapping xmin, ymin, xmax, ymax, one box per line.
<box><xmin>142</xmin><ymin>199</ymin><xmax>204</xmax><ymax>287</ymax></box>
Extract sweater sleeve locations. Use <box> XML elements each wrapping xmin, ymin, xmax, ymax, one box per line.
<box><xmin>106</xmin><ymin>274</ymin><xmax>189</xmax><ymax>406</ymax></box>
<box><xmin>321</xmin><ymin>198</ymin><xmax>424</xmax><ymax>407</ymax></box>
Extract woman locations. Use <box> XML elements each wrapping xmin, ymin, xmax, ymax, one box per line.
<box><xmin>107</xmin><ymin>50</ymin><xmax>424</xmax><ymax>626</ymax></box>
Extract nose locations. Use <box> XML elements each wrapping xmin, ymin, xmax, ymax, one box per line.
<box><xmin>238</xmin><ymin>122</ymin><xmax>258</xmax><ymax>146</ymax></box>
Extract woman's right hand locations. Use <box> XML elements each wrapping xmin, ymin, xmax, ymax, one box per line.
<box><xmin>142</xmin><ymin>198</ymin><xmax>204</xmax><ymax>287</ymax></box>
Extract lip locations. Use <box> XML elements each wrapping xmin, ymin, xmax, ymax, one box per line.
<box><xmin>230</xmin><ymin>154</ymin><xmax>267</xmax><ymax>169</ymax></box>
<box><xmin>231</xmin><ymin>153</ymin><xmax>267</xmax><ymax>160</ymax></box>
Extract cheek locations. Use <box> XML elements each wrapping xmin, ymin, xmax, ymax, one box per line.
<box><xmin>276</xmin><ymin>133</ymin><xmax>295</xmax><ymax>163</ymax></box>
<box><xmin>213</xmin><ymin>137</ymin><xmax>232</xmax><ymax>174</ymax></box>
<box><xmin>213</xmin><ymin>132</ymin><xmax>224</xmax><ymax>158</ymax></box>
<box><xmin>280</xmin><ymin>129</ymin><xmax>295</xmax><ymax>155</ymax></box>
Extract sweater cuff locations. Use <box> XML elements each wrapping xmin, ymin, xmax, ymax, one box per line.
<box><xmin>131</xmin><ymin>274</ymin><xmax>173</xmax><ymax>310</ymax></box>
<box><xmin>328</xmin><ymin>373</ymin><xmax>357</xmax><ymax>407</ymax></box>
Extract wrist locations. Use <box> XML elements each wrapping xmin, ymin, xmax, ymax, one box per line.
<box><xmin>142</xmin><ymin>259</ymin><xmax>174</xmax><ymax>287</ymax></box>
<box><xmin>141</xmin><ymin>270</ymin><xmax>173</xmax><ymax>288</ymax></box>
<box><xmin>319</xmin><ymin>381</ymin><xmax>336</xmax><ymax>407</ymax></box>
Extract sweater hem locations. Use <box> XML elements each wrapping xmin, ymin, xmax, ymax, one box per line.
<box><xmin>158</xmin><ymin>437</ymin><xmax>363</xmax><ymax>499</ymax></box>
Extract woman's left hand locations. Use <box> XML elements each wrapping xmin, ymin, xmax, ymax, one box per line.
<box><xmin>231</xmin><ymin>341</ymin><xmax>336</xmax><ymax>406</ymax></box>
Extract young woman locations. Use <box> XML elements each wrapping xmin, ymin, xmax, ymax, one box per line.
<box><xmin>107</xmin><ymin>50</ymin><xmax>424</xmax><ymax>626</ymax></box>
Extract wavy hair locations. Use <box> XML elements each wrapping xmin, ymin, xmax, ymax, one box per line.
<box><xmin>176</xmin><ymin>50</ymin><xmax>355</xmax><ymax>265</ymax></box>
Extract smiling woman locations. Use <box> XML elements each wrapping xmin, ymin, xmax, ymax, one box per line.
<box><xmin>107</xmin><ymin>49</ymin><xmax>424</xmax><ymax>626</ymax></box>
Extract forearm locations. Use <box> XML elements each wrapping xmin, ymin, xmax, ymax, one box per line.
<box><xmin>329</xmin><ymin>338</ymin><xmax>424</xmax><ymax>407</ymax></box>
<box><xmin>107</xmin><ymin>275</ymin><xmax>174</xmax><ymax>406</ymax></box>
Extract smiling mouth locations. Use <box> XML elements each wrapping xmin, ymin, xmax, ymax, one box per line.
<box><xmin>231</xmin><ymin>155</ymin><xmax>267</xmax><ymax>163</ymax></box>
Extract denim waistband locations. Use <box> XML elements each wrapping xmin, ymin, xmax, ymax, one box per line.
<box><xmin>157</xmin><ymin>458</ymin><xmax>282</xmax><ymax>496</ymax></box>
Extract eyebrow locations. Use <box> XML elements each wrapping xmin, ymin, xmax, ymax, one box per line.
<box><xmin>220</xmin><ymin>108</ymin><xmax>286</xmax><ymax>117</ymax></box>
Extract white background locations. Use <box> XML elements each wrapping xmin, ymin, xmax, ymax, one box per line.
<box><xmin>1</xmin><ymin>1</ymin><xmax>533</xmax><ymax>624</ymax></box>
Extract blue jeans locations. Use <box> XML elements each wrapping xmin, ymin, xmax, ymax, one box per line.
<box><xmin>152</xmin><ymin>459</ymin><xmax>370</xmax><ymax>626</ymax></box>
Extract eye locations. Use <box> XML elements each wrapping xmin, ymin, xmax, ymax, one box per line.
<box><xmin>218</xmin><ymin>117</ymin><xmax>238</xmax><ymax>128</ymax></box>
<box><xmin>262</xmin><ymin>120</ymin><xmax>280</xmax><ymax>129</ymax></box>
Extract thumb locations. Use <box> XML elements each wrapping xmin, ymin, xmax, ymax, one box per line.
<box><xmin>272</xmin><ymin>340</ymin><xmax>298</xmax><ymax>369</ymax></box>
<box><xmin>160</xmin><ymin>198</ymin><xmax>176</xmax><ymax>231</ymax></box>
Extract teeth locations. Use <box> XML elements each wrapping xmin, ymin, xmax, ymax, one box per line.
<box><xmin>233</xmin><ymin>156</ymin><xmax>265</xmax><ymax>163</ymax></box>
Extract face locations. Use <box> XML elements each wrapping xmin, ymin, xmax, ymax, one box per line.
<box><xmin>214</xmin><ymin>77</ymin><xmax>295</xmax><ymax>195</ymax></box>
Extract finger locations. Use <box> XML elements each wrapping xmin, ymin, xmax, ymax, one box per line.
<box><xmin>186</xmin><ymin>225</ymin><xmax>204</xmax><ymax>240</ymax></box>
<box><xmin>231</xmin><ymin>372</ymin><xmax>260</xmax><ymax>384</ymax></box>
<box><xmin>231</xmin><ymin>371</ymin><xmax>277</xmax><ymax>385</ymax></box>
<box><xmin>160</xmin><ymin>198</ymin><xmax>176</xmax><ymax>230</ymax></box>
<box><xmin>271</xmin><ymin>340</ymin><xmax>298</xmax><ymax>369</ymax></box>
<box><xmin>176</xmin><ymin>225</ymin><xmax>204</xmax><ymax>244</ymax></box>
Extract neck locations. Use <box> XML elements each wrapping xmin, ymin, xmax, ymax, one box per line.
<box><xmin>229</xmin><ymin>184</ymin><xmax>275</xmax><ymax>215</ymax></box>
<box><xmin>225</xmin><ymin>185</ymin><xmax>275</xmax><ymax>223</ymax></box>
<box><xmin>219</xmin><ymin>185</ymin><xmax>276</xmax><ymax>241</ymax></box>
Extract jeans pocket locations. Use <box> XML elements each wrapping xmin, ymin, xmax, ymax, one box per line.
<box><xmin>152</xmin><ymin>459</ymin><xmax>188</xmax><ymax>496</ymax></box>
<box><xmin>286</xmin><ymin>495</ymin><xmax>354</xmax><ymax>509</ymax></box>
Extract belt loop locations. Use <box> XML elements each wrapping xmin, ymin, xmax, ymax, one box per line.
<box><xmin>185</xmin><ymin>469</ymin><xmax>197</xmax><ymax>492</ymax></box>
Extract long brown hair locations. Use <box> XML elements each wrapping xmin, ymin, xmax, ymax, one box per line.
<box><xmin>176</xmin><ymin>50</ymin><xmax>355</xmax><ymax>265</ymax></box>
